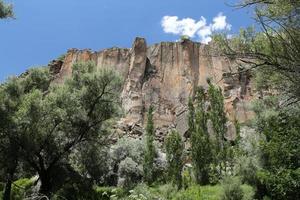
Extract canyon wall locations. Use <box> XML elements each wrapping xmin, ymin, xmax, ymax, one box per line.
<box><xmin>50</xmin><ymin>37</ymin><xmax>256</xmax><ymax>141</ymax></box>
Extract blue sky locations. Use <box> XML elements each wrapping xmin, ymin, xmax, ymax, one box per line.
<box><xmin>0</xmin><ymin>0</ymin><xmax>254</xmax><ymax>81</ymax></box>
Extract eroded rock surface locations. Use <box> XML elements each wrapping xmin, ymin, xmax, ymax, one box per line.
<box><xmin>52</xmin><ymin>38</ymin><xmax>256</xmax><ymax>140</ymax></box>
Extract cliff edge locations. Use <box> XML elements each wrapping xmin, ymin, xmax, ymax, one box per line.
<box><xmin>50</xmin><ymin>37</ymin><xmax>256</xmax><ymax>141</ymax></box>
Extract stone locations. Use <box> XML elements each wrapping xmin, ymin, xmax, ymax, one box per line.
<box><xmin>52</xmin><ymin>37</ymin><xmax>257</xmax><ymax>141</ymax></box>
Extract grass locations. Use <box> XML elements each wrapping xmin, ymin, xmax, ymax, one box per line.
<box><xmin>118</xmin><ymin>183</ymin><xmax>255</xmax><ymax>200</ymax></box>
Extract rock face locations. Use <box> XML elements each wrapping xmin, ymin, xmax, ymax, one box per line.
<box><xmin>51</xmin><ymin>37</ymin><xmax>256</xmax><ymax>140</ymax></box>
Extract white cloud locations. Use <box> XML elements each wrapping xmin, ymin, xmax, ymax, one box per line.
<box><xmin>161</xmin><ymin>13</ymin><xmax>231</xmax><ymax>44</ymax></box>
<box><xmin>211</xmin><ymin>13</ymin><xmax>232</xmax><ymax>31</ymax></box>
<box><xmin>161</xmin><ymin>16</ymin><xmax>206</xmax><ymax>38</ymax></box>
<box><xmin>197</xmin><ymin>25</ymin><xmax>212</xmax><ymax>44</ymax></box>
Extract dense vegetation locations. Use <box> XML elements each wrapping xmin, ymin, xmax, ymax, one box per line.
<box><xmin>1</xmin><ymin>0</ymin><xmax>299</xmax><ymax>199</ymax></box>
<box><xmin>0</xmin><ymin>0</ymin><xmax>13</xmax><ymax>19</ymax></box>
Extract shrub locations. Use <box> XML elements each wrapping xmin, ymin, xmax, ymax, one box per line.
<box><xmin>94</xmin><ymin>186</ymin><xmax>124</xmax><ymax>200</ymax></box>
<box><xmin>123</xmin><ymin>184</ymin><xmax>161</xmax><ymax>200</ymax></box>
<box><xmin>182</xmin><ymin>167</ymin><xmax>193</xmax><ymax>189</ymax></box>
<box><xmin>180</xmin><ymin>35</ymin><xmax>190</xmax><ymax>41</ymax></box>
<box><xmin>11</xmin><ymin>178</ymin><xmax>34</xmax><ymax>200</ymax></box>
<box><xmin>109</xmin><ymin>137</ymin><xmax>145</xmax><ymax>186</ymax></box>
<box><xmin>154</xmin><ymin>183</ymin><xmax>177</xmax><ymax>199</ymax></box>
<box><xmin>173</xmin><ymin>186</ymin><xmax>201</xmax><ymax>200</ymax></box>
<box><xmin>234</xmin><ymin>154</ymin><xmax>260</xmax><ymax>186</ymax></box>
<box><xmin>118</xmin><ymin>157</ymin><xmax>143</xmax><ymax>190</ymax></box>
<box><xmin>241</xmin><ymin>184</ymin><xmax>255</xmax><ymax>200</ymax></box>
<box><xmin>53</xmin><ymin>181</ymin><xmax>98</xmax><ymax>200</ymax></box>
<box><xmin>256</xmin><ymin>168</ymin><xmax>300</xmax><ymax>200</ymax></box>
<box><xmin>111</xmin><ymin>137</ymin><xmax>145</xmax><ymax>164</ymax></box>
<box><xmin>221</xmin><ymin>176</ymin><xmax>244</xmax><ymax>200</ymax></box>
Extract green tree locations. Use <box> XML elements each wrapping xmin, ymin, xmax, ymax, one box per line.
<box><xmin>207</xmin><ymin>80</ymin><xmax>230</xmax><ymax>174</ymax></box>
<box><xmin>254</xmin><ymin>106</ymin><xmax>300</xmax><ymax>199</ymax></box>
<box><xmin>0</xmin><ymin>0</ymin><xmax>13</xmax><ymax>19</ymax></box>
<box><xmin>143</xmin><ymin>105</ymin><xmax>156</xmax><ymax>185</ymax></box>
<box><xmin>165</xmin><ymin>130</ymin><xmax>184</xmax><ymax>188</ymax></box>
<box><xmin>214</xmin><ymin>0</ymin><xmax>300</xmax><ymax>105</ymax></box>
<box><xmin>0</xmin><ymin>68</ymin><xmax>51</xmax><ymax>200</ymax></box>
<box><xmin>189</xmin><ymin>86</ymin><xmax>213</xmax><ymax>185</ymax></box>
<box><xmin>0</xmin><ymin>62</ymin><xmax>122</xmax><ymax>197</ymax></box>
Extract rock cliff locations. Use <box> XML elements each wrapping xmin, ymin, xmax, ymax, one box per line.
<box><xmin>50</xmin><ymin>37</ymin><xmax>256</xmax><ymax>141</ymax></box>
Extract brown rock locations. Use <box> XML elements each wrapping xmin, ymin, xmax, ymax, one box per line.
<box><xmin>52</xmin><ymin>37</ymin><xmax>257</xmax><ymax>140</ymax></box>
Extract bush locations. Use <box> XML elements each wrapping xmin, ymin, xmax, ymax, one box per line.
<box><xmin>53</xmin><ymin>181</ymin><xmax>98</xmax><ymax>200</ymax></box>
<box><xmin>241</xmin><ymin>184</ymin><xmax>255</xmax><ymax>200</ymax></box>
<box><xmin>94</xmin><ymin>186</ymin><xmax>125</xmax><ymax>200</ymax></box>
<box><xmin>234</xmin><ymin>126</ymin><xmax>263</xmax><ymax>187</ymax></box>
<box><xmin>154</xmin><ymin>183</ymin><xmax>177</xmax><ymax>199</ymax></box>
<box><xmin>256</xmin><ymin>168</ymin><xmax>300</xmax><ymax>200</ymax></box>
<box><xmin>109</xmin><ymin>137</ymin><xmax>145</xmax><ymax>186</ymax></box>
<box><xmin>180</xmin><ymin>35</ymin><xmax>190</xmax><ymax>41</ymax></box>
<box><xmin>123</xmin><ymin>184</ymin><xmax>161</xmax><ymax>200</ymax></box>
<box><xmin>236</xmin><ymin>156</ymin><xmax>260</xmax><ymax>185</ymax></box>
<box><xmin>11</xmin><ymin>178</ymin><xmax>35</xmax><ymax>200</ymax></box>
<box><xmin>111</xmin><ymin>137</ymin><xmax>145</xmax><ymax>165</ymax></box>
<box><xmin>182</xmin><ymin>167</ymin><xmax>193</xmax><ymax>189</ymax></box>
<box><xmin>221</xmin><ymin>176</ymin><xmax>244</xmax><ymax>200</ymax></box>
<box><xmin>118</xmin><ymin>157</ymin><xmax>143</xmax><ymax>190</ymax></box>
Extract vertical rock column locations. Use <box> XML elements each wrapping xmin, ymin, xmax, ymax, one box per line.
<box><xmin>121</xmin><ymin>37</ymin><xmax>147</xmax><ymax>124</ymax></box>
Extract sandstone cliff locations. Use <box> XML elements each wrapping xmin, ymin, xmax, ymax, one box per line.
<box><xmin>50</xmin><ymin>37</ymin><xmax>256</xmax><ymax>141</ymax></box>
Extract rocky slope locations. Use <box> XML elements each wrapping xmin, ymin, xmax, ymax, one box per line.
<box><xmin>50</xmin><ymin>37</ymin><xmax>256</xmax><ymax>141</ymax></box>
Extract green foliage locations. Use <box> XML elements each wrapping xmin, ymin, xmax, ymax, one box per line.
<box><xmin>172</xmin><ymin>185</ymin><xmax>223</xmax><ymax>200</ymax></box>
<box><xmin>182</xmin><ymin>167</ymin><xmax>193</xmax><ymax>190</ymax></box>
<box><xmin>189</xmin><ymin>86</ymin><xmax>213</xmax><ymax>185</ymax></box>
<box><xmin>76</xmin><ymin>136</ymin><xmax>145</xmax><ymax>187</ymax></box>
<box><xmin>236</xmin><ymin>156</ymin><xmax>260</xmax><ymax>186</ymax></box>
<box><xmin>235</xmin><ymin>126</ymin><xmax>262</xmax><ymax>186</ymax></box>
<box><xmin>143</xmin><ymin>106</ymin><xmax>156</xmax><ymax>185</ymax></box>
<box><xmin>257</xmin><ymin>169</ymin><xmax>300</xmax><ymax>200</ymax></box>
<box><xmin>0</xmin><ymin>0</ymin><xmax>13</xmax><ymax>19</ymax></box>
<box><xmin>260</xmin><ymin>112</ymin><xmax>300</xmax><ymax>170</ymax></box>
<box><xmin>221</xmin><ymin>176</ymin><xmax>244</xmax><ymax>200</ymax></box>
<box><xmin>207</xmin><ymin>81</ymin><xmax>227</xmax><ymax>151</ymax></box>
<box><xmin>208</xmin><ymin>81</ymin><xmax>234</xmax><ymax>177</ymax></box>
<box><xmin>0</xmin><ymin>62</ymin><xmax>122</xmax><ymax>196</ymax></box>
<box><xmin>250</xmin><ymin>96</ymin><xmax>300</xmax><ymax>199</ymax></box>
<box><xmin>121</xmin><ymin>184</ymin><xmax>225</xmax><ymax>200</ymax></box>
<box><xmin>180</xmin><ymin>35</ymin><xmax>190</xmax><ymax>41</ymax></box>
<box><xmin>53</xmin><ymin>181</ymin><xmax>97</xmax><ymax>200</ymax></box>
<box><xmin>11</xmin><ymin>178</ymin><xmax>34</xmax><ymax>200</ymax></box>
<box><xmin>95</xmin><ymin>187</ymin><xmax>125</xmax><ymax>200</ymax></box>
<box><xmin>118</xmin><ymin>157</ymin><xmax>143</xmax><ymax>190</ymax></box>
<box><xmin>214</xmin><ymin>0</ymin><xmax>300</xmax><ymax>103</ymax></box>
<box><xmin>254</xmin><ymin>107</ymin><xmax>300</xmax><ymax>199</ymax></box>
<box><xmin>0</xmin><ymin>67</ymin><xmax>51</xmax><ymax>199</ymax></box>
<box><xmin>123</xmin><ymin>184</ymin><xmax>162</xmax><ymax>200</ymax></box>
<box><xmin>165</xmin><ymin>130</ymin><xmax>184</xmax><ymax>188</ymax></box>
<box><xmin>72</xmin><ymin>144</ymin><xmax>111</xmax><ymax>185</ymax></box>
<box><xmin>111</xmin><ymin>136</ymin><xmax>145</xmax><ymax>165</ymax></box>
<box><xmin>57</xmin><ymin>54</ymin><xmax>66</xmax><ymax>61</ymax></box>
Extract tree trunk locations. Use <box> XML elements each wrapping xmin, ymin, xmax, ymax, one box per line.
<box><xmin>3</xmin><ymin>173</ymin><xmax>13</xmax><ymax>200</ymax></box>
<box><xmin>39</xmin><ymin>171</ymin><xmax>52</xmax><ymax>198</ymax></box>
